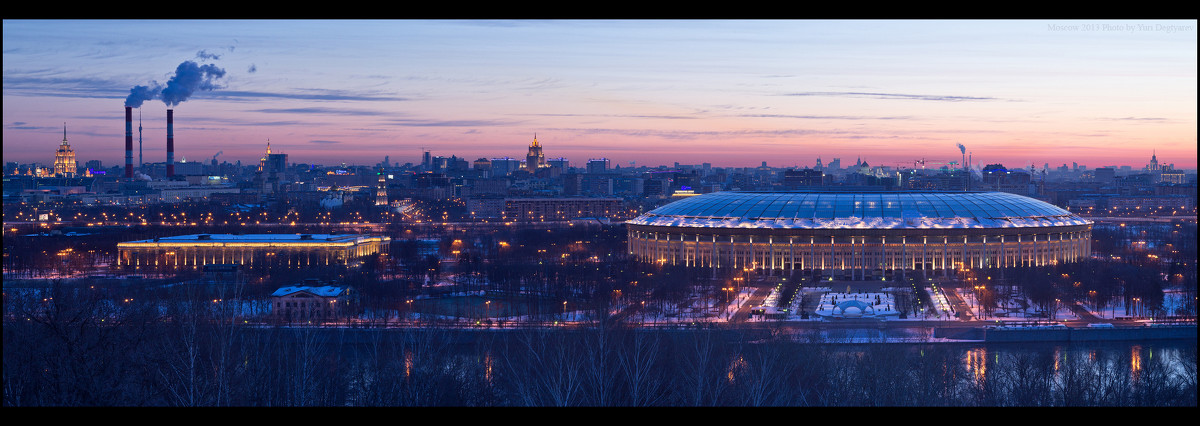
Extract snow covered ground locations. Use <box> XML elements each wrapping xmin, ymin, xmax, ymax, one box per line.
<box><xmin>953</xmin><ymin>288</ymin><xmax>1078</xmax><ymax>321</ymax></box>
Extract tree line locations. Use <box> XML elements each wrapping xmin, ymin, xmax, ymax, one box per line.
<box><xmin>5</xmin><ymin>278</ymin><xmax>1197</xmax><ymax>406</ymax></box>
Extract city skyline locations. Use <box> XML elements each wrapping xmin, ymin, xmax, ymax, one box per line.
<box><xmin>3</xmin><ymin>19</ymin><xmax>1196</xmax><ymax>170</ymax></box>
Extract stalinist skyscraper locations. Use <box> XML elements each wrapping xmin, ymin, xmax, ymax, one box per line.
<box><xmin>375</xmin><ymin>168</ymin><xmax>388</xmax><ymax>207</ymax></box>
<box><xmin>53</xmin><ymin>124</ymin><xmax>77</xmax><ymax>177</ymax></box>
<box><xmin>525</xmin><ymin>134</ymin><xmax>546</xmax><ymax>173</ymax></box>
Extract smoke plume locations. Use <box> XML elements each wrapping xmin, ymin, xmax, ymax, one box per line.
<box><xmin>125</xmin><ymin>84</ymin><xmax>162</xmax><ymax>108</ymax></box>
<box><xmin>195</xmin><ymin>49</ymin><xmax>221</xmax><ymax>60</ymax></box>
<box><xmin>160</xmin><ymin>61</ymin><xmax>227</xmax><ymax>107</ymax></box>
<box><xmin>956</xmin><ymin>143</ymin><xmax>966</xmax><ymax>155</ymax></box>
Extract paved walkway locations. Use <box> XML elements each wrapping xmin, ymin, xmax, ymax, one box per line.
<box><xmin>940</xmin><ymin>286</ymin><xmax>975</xmax><ymax>320</ymax></box>
<box><xmin>729</xmin><ymin>284</ymin><xmax>774</xmax><ymax>323</ymax></box>
<box><xmin>1066</xmin><ymin>301</ymin><xmax>1101</xmax><ymax>322</ymax></box>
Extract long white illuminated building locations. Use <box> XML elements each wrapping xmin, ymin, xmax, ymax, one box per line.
<box><xmin>626</xmin><ymin>191</ymin><xmax>1092</xmax><ymax>280</ymax></box>
<box><xmin>117</xmin><ymin>233</ymin><xmax>390</xmax><ymax>271</ymax></box>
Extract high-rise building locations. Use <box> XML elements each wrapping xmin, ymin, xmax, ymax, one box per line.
<box><xmin>526</xmin><ymin>134</ymin><xmax>546</xmax><ymax>173</ymax></box>
<box><xmin>1160</xmin><ymin>166</ymin><xmax>1185</xmax><ymax>184</ymax></box>
<box><xmin>502</xmin><ymin>198</ymin><xmax>623</xmax><ymax>222</ymax></box>
<box><xmin>53</xmin><ymin>124</ymin><xmax>76</xmax><ymax>177</ymax></box>
<box><xmin>256</xmin><ymin>141</ymin><xmax>287</xmax><ymax>195</ymax></box>
<box><xmin>827</xmin><ymin>158</ymin><xmax>842</xmax><ymax>171</ymax></box>
<box><xmin>258</xmin><ymin>141</ymin><xmax>288</xmax><ymax>175</ymax></box>
<box><xmin>782</xmin><ymin>168</ymin><xmax>823</xmax><ymax>188</ymax></box>
<box><xmin>429</xmin><ymin>156</ymin><xmax>450</xmax><ymax>173</ymax></box>
<box><xmin>563</xmin><ymin>173</ymin><xmax>584</xmax><ymax>196</ymax></box>
<box><xmin>472</xmin><ymin>158</ymin><xmax>492</xmax><ymax>171</ymax></box>
<box><xmin>491</xmin><ymin>157</ymin><xmax>521</xmax><ymax>176</ymax></box>
<box><xmin>587</xmin><ymin>158</ymin><xmax>610</xmax><ymax>174</ymax></box>
<box><xmin>375</xmin><ymin>169</ymin><xmax>388</xmax><ymax>206</ymax></box>
<box><xmin>547</xmin><ymin>157</ymin><xmax>569</xmax><ymax>170</ymax></box>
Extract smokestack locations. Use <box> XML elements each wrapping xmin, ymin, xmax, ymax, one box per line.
<box><xmin>167</xmin><ymin>109</ymin><xmax>174</xmax><ymax>177</ymax></box>
<box><xmin>125</xmin><ymin>107</ymin><xmax>133</xmax><ymax>178</ymax></box>
<box><xmin>138</xmin><ymin>109</ymin><xmax>143</xmax><ymax>173</ymax></box>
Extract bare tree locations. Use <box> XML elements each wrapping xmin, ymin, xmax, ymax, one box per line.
<box><xmin>500</xmin><ymin>328</ymin><xmax>584</xmax><ymax>406</ymax></box>
<box><xmin>578</xmin><ymin>325</ymin><xmax>619</xmax><ymax>406</ymax></box>
<box><xmin>671</xmin><ymin>329</ymin><xmax>730</xmax><ymax>406</ymax></box>
<box><xmin>616</xmin><ymin>329</ymin><xmax>665</xmax><ymax>406</ymax></box>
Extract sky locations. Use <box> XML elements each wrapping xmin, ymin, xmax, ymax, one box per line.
<box><xmin>3</xmin><ymin>19</ymin><xmax>1196</xmax><ymax>170</ymax></box>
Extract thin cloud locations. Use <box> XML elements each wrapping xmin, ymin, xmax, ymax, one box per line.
<box><xmin>782</xmin><ymin>91</ymin><xmax>1006</xmax><ymax>102</ymax></box>
<box><xmin>1099</xmin><ymin>116</ymin><xmax>1170</xmax><ymax>122</ymax></box>
<box><xmin>6</xmin><ymin>123</ymin><xmax>43</xmax><ymax>130</ymax></box>
<box><xmin>738</xmin><ymin>114</ymin><xmax>916</xmax><ymax>120</ymax></box>
<box><xmin>386</xmin><ymin>118</ymin><xmax>519</xmax><ymax>127</ymax></box>
<box><xmin>228</xmin><ymin>120</ymin><xmax>311</xmax><ymax>127</ymax></box>
<box><xmin>254</xmin><ymin>107</ymin><xmax>395</xmax><ymax>116</ymax></box>
<box><xmin>519</xmin><ymin>113</ymin><xmax>698</xmax><ymax>120</ymax></box>
<box><xmin>209</xmin><ymin>89</ymin><xmax>410</xmax><ymax>102</ymax></box>
<box><xmin>558</xmin><ymin>127</ymin><xmax>866</xmax><ymax>140</ymax></box>
<box><xmin>3</xmin><ymin>74</ymin><xmax>130</xmax><ymax>100</ymax></box>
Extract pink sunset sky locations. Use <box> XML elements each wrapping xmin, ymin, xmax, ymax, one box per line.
<box><xmin>3</xmin><ymin>19</ymin><xmax>1196</xmax><ymax>170</ymax></box>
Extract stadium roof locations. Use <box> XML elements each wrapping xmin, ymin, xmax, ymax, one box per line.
<box><xmin>627</xmin><ymin>191</ymin><xmax>1091</xmax><ymax>230</ymax></box>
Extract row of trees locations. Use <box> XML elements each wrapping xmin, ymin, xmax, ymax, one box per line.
<box><xmin>962</xmin><ymin>259</ymin><xmax>1180</xmax><ymax>319</ymax></box>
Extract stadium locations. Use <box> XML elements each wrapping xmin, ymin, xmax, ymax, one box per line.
<box><xmin>626</xmin><ymin>191</ymin><xmax>1092</xmax><ymax>280</ymax></box>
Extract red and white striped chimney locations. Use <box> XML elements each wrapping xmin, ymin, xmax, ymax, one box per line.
<box><xmin>166</xmin><ymin>109</ymin><xmax>174</xmax><ymax>177</ymax></box>
<box><xmin>125</xmin><ymin>106</ymin><xmax>133</xmax><ymax>178</ymax></box>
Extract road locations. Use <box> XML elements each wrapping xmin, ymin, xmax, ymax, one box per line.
<box><xmin>729</xmin><ymin>284</ymin><xmax>775</xmax><ymax>323</ymax></box>
<box><xmin>939</xmin><ymin>285</ymin><xmax>975</xmax><ymax>320</ymax></box>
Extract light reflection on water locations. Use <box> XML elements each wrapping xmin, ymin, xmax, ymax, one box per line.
<box><xmin>792</xmin><ymin>340</ymin><xmax>1191</xmax><ymax>388</ymax></box>
<box><xmin>957</xmin><ymin>341</ymin><xmax>1187</xmax><ymax>384</ymax></box>
<box><xmin>358</xmin><ymin>334</ymin><xmax>1192</xmax><ymax>406</ymax></box>
<box><xmin>965</xmin><ymin>347</ymin><xmax>986</xmax><ymax>386</ymax></box>
<box><xmin>404</xmin><ymin>350</ymin><xmax>413</xmax><ymax>379</ymax></box>
<box><xmin>1132</xmin><ymin>345</ymin><xmax>1143</xmax><ymax>380</ymax></box>
<box><xmin>485</xmin><ymin>351</ymin><xmax>494</xmax><ymax>385</ymax></box>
